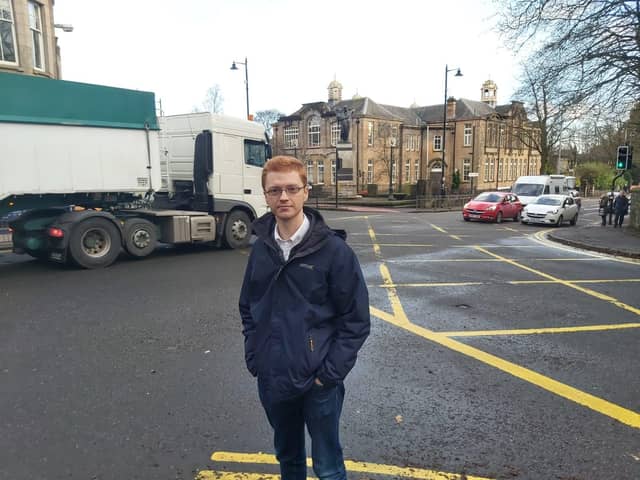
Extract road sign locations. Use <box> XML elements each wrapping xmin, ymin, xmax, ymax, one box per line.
<box><xmin>468</xmin><ymin>172</ymin><xmax>480</xmax><ymax>177</ymax></box>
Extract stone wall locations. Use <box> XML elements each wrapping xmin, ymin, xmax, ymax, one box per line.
<box><xmin>630</xmin><ymin>185</ymin><xmax>639</xmax><ymax>230</ymax></box>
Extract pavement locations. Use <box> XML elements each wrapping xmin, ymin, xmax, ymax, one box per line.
<box><xmin>546</xmin><ymin>222</ymin><xmax>640</xmax><ymax>259</ymax></box>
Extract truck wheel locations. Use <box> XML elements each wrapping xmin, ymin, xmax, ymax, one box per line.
<box><xmin>223</xmin><ymin>210</ymin><xmax>252</xmax><ymax>249</ymax></box>
<box><xmin>123</xmin><ymin>218</ymin><xmax>157</xmax><ymax>258</ymax></box>
<box><xmin>69</xmin><ymin>217</ymin><xmax>121</xmax><ymax>269</ymax></box>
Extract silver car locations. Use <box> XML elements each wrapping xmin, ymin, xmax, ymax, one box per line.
<box><xmin>521</xmin><ymin>194</ymin><xmax>579</xmax><ymax>226</ymax></box>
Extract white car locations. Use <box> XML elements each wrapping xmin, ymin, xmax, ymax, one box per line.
<box><xmin>521</xmin><ymin>194</ymin><xmax>579</xmax><ymax>226</ymax></box>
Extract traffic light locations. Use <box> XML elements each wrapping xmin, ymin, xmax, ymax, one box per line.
<box><xmin>616</xmin><ymin>145</ymin><xmax>629</xmax><ymax>170</ymax></box>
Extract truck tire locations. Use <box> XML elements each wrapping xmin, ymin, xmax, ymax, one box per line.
<box><xmin>222</xmin><ymin>210</ymin><xmax>252</xmax><ymax>249</ymax></box>
<box><xmin>123</xmin><ymin>218</ymin><xmax>157</xmax><ymax>258</ymax></box>
<box><xmin>69</xmin><ymin>217</ymin><xmax>121</xmax><ymax>269</ymax></box>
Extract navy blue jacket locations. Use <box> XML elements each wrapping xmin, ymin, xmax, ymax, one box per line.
<box><xmin>239</xmin><ymin>207</ymin><xmax>370</xmax><ymax>403</ymax></box>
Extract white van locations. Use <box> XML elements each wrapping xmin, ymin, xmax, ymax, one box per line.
<box><xmin>512</xmin><ymin>175</ymin><xmax>569</xmax><ymax>206</ymax></box>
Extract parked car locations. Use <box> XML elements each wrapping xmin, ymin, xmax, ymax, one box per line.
<box><xmin>462</xmin><ymin>192</ymin><xmax>523</xmax><ymax>223</ymax></box>
<box><xmin>521</xmin><ymin>194</ymin><xmax>579</xmax><ymax>226</ymax></box>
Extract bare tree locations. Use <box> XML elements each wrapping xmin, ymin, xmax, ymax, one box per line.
<box><xmin>495</xmin><ymin>0</ymin><xmax>640</xmax><ymax>115</ymax></box>
<box><xmin>202</xmin><ymin>84</ymin><xmax>224</xmax><ymax>114</ymax></box>
<box><xmin>254</xmin><ymin>109</ymin><xmax>283</xmax><ymax>138</ymax></box>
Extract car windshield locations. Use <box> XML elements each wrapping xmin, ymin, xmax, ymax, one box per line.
<box><xmin>533</xmin><ymin>197</ymin><xmax>562</xmax><ymax>206</ymax></box>
<box><xmin>474</xmin><ymin>193</ymin><xmax>502</xmax><ymax>202</ymax></box>
<box><xmin>513</xmin><ymin>183</ymin><xmax>544</xmax><ymax>196</ymax></box>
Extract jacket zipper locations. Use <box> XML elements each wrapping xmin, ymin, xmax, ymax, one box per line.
<box><xmin>308</xmin><ymin>335</ymin><xmax>314</xmax><ymax>352</ymax></box>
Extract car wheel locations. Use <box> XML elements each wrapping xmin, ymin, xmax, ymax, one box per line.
<box><xmin>513</xmin><ymin>210</ymin><xmax>520</xmax><ymax>222</ymax></box>
<box><xmin>570</xmin><ymin>213</ymin><xmax>578</xmax><ymax>226</ymax></box>
<box><xmin>495</xmin><ymin>211</ymin><xmax>503</xmax><ymax>223</ymax></box>
<box><xmin>555</xmin><ymin>215</ymin><xmax>564</xmax><ymax>227</ymax></box>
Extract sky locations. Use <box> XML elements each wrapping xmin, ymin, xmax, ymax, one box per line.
<box><xmin>52</xmin><ymin>0</ymin><xmax>522</xmax><ymax>118</ymax></box>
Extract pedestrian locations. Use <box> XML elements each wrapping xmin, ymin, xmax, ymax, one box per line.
<box><xmin>607</xmin><ymin>193</ymin><xmax>615</xmax><ymax>225</ymax></box>
<box><xmin>239</xmin><ymin>155</ymin><xmax>370</xmax><ymax>480</ymax></box>
<box><xmin>613</xmin><ymin>191</ymin><xmax>630</xmax><ymax>228</ymax></box>
<box><xmin>598</xmin><ymin>194</ymin><xmax>609</xmax><ymax>226</ymax></box>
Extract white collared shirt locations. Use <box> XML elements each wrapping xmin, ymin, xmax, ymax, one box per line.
<box><xmin>274</xmin><ymin>214</ymin><xmax>310</xmax><ymax>261</ymax></box>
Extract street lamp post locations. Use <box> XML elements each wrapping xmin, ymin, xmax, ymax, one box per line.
<box><xmin>388</xmin><ymin>142</ymin><xmax>395</xmax><ymax>200</ymax></box>
<box><xmin>440</xmin><ymin>64</ymin><xmax>463</xmax><ymax>198</ymax></box>
<box><xmin>230</xmin><ymin>57</ymin><xmax>250</xmax><ymax>120</ymax></box>
<box><xmin>495</xmin><ymin>126</ymin><xmax>503</xmax><ymax>190</ymax></box>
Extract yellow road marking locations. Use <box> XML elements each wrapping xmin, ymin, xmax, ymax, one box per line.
<box><xmin>206</xmin><ymin>451</ymin><xmax>494</xmax><ymax>480</ymax></box>
<box><xmin>430</xmin><ymin>223</ymin><xmax>462</xmax><ymax>241</ymax></box>
<box><xmin>510</xmin><ymin>279</ymin><xmax>640</xmax><ymax>284</ymax></box>
<box><xmin>372</xmin><ymin>310</ymin><xmax>640</xmax><ymax>429</ymax></box>
<box><xmin>367</xmin><ymin>227</ymin><xmax>640</xmax><ymax>428</ymax></box>
<box><xmin>350</xmin><ymin>243</ymin><xmax>433</xmax><ymax>247</ymax></box>
<box><xmin>440</xmin><ymin>323</ymin><xmax>640</xmax><ymax>337</ymax></box>
<box><xmin>371</xmin><ymin>279</ymin><xmax>640</xmax><ymax>288</ymax></box>
<box><xmin>430</xmin><ymin>224</ymin><xmax>447</xmax><ymax>234</ymax></box>
<box><xmin>475</xmin><ymin>246</ymin><xmax>640</xmax><ymax>317</ymax></box>
<box><xmin>374</xmin><ymin>282</ymin><xmax>484</xmax><ymax>288</ymax></box>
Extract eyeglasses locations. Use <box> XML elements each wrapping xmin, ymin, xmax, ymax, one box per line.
<box><xmin>264</xmin><ymin>186</ymin><xmax>305</xmax><ymax>198</ymax></box>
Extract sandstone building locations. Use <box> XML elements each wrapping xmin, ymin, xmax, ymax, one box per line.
<box><xmin>0</xmin><ymin>0</ymin><xmax>62</xmax><ymax>78</ymax></box>
<box><xmin>272</xmin><ymin>78</ymin><xmax>541</xmax><ymax>196</ymax></box>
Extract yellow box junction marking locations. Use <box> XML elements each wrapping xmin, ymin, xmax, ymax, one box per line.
<box><xmin>196</xmin><ymin>451</ymin><xmax>494</xmax><ymax>480</ymax></box>
<box><xmin>430</xmin><ymin>223</ymin><xmax>461</xmax><ymax>241</ymax></box>
<box><xmin>365</xmin><ymin>221</ymin><xmax>640</xmax><ymax>429</ymax></box>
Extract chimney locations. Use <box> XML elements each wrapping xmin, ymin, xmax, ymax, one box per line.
<box><xmin>446</xmin><ymin>97</ymin><xmax>456</xmax><ymax>120</ymax></box>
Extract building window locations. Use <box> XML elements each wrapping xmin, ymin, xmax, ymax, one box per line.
<box><xmin>367</xmin><ymin>121</ymin><xmax>374</xmax><ymax>146</ymax></box>
<box><xmin>484</xmin><ymin>159</ymin><xmax>490</xmax><ymax>182</ymax></box>
<box><xmin>489</xmin><ymin>157</ymin><xmax>495</xmax><ymax>181</ymax></box>
<box><xmin>405</xmin><ymin>159</ymin><xmax>411</xmax><ymax>183</ymax></box>
<box><xmin>464</xmin><ymin>124</ymin><xmax>472</xmax><ymax>147</ymax></box>
<box><xmin>28</xmin><ymin>1</ymin><xmax>44</xmax><ymax>70</ymax></box>
<box><xmin>330</xmin><ymin>123</ymin><xmax>341</xmax><ymax>146</ymax></box>
<box><xmin>331</xmin><ymin>159</ymin><xmax>336</xmax><ymax>184</ymax></box>
<box><xmin>318</xmin><ymin>161</ymin><xmax>325</xmax><ymax>183</ymax></box>
<box><xmin>433</xmin><ymin>135</ymin><xmax>442</xmax><ymax>151</ymax></box>
<box><xmin>284</xmin><ymin>126</ymin><xmax>298</xmax><ymax>148</ymax></box>
<box><xmin>0</xmin><ymin>0</ymin><xmax>17</xmax><ymax>63</ymax></box>
<box><xmin>307</xmin><ymin>160</ymin><xmax>314</xmax><ymax>184</ymax></box>
<box><xmin>308</xmin><ymin>118</ymin><xmax>320</xmax><ymax>147</ymax></box>
<box><xmin>367</xmin><ymin>159</ymin><xmax>373</xmax><ymax>184</ymax></box>
<box><xmin>414</xmin><ymin>159</ymin><xmax>420</xmax><ymax>182</ymax></box>
<box><xmin>463</xmin><ymin>158</ymin><xmax>471</xmax><ymax>181</ymax></box>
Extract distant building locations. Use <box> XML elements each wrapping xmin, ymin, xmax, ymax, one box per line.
<box><xmin>272</xmin><ymin>78</ymin><xmax>541</xmax><ymax>196</ymax></box>
<box><xmin>0</xmin><ymin>0</ymin><xmax>62</xmax><ymax>78</ymax></box>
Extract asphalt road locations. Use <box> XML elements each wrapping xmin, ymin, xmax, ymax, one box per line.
<box><xmin>0</xmin><ymin>204</ymin><xmax>638</xmax><ymax>480</ymax></box>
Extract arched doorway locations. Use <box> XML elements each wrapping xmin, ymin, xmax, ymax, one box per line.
<box><xmin>428</xmin><ymin>159</ymin><xmax>443</xmax><ymax>196</ymax></box>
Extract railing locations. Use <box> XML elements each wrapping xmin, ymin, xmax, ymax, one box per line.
<box><xmin>0</xmin><ymin>217</ymin><xmax>12</xmax><ymax>246</ymax></box>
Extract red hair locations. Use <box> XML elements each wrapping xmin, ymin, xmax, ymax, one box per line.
<box><xmin>261</xmin><ymin>155</ymin><xmax>307</xmax><ymax>188</ymax></box>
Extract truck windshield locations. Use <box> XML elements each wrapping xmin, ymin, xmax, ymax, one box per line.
<box><xmin>513</xmin><ymin>183</ymin><xmax>544</xmax><ymax>197</ymax></box>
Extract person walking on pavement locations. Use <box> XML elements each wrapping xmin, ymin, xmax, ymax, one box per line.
<box><xmin>613</xmin><ymin>191</ymin><xmax>630</xmax><ymax>228</ymax></box>
<box><xmin>607</xmin><ymin>192</ymin><xmax>615</xmax><ymax>225</ymax></box>
<box><xmin>239</xmin><ymin>155</ymin><xmax>371</xmax><ymax>480</ymax></box>
<box><xmin>599</xmin><ymin>194</ymin><xmax>609</xmax><ymax>226</ymax></box>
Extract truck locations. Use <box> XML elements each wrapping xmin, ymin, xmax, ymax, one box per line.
<box><xmin>511</xmin><ymin>175</ymin><xmax>569</xmax><ymax>206</ymax></box>
<box><xmin>0</xmin><ymin>72</ymin><xmax>271</xmax><ymax>268</ymax></box>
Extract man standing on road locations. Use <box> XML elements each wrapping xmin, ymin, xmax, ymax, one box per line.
<box><xmin>613</xmin><ymin>191</ymin><xmax>630</xmax><ymax>228</ymax></box>
<box><xmin>239</xmin><ymin>155</ymin><xmax>370</xmax><ymax>480</ymax></box>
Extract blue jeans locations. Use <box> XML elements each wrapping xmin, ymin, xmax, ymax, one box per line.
<box><xmin>259</xmin><ymin>382</ymin><xmax>346</xmax><ymax>480</ymax></box>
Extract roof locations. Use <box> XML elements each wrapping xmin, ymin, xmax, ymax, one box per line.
<box><xmin>278</xmin><ymin>95</ymin><xmax>530</xmax><ymax>125</ymax></box>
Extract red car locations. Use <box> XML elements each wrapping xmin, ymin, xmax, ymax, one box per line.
<box><xmin>462</xmin><ymin>192</ymin><xmax>522</xmax><ymax>223</ymax></box>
